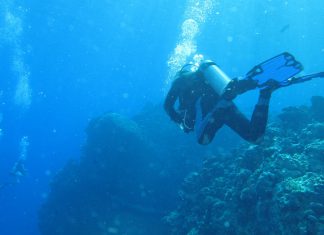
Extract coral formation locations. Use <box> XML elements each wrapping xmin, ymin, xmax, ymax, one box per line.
<box><xmin>165</xmin><ymin>96</ymin><xmax>324</xmax><ymax>235</ymax></box>
<box><xmin>38</xmin><ymin>111</ymin><xmax>211</xmax><ymax>235</ymax></box>
<box><xmin>39</xmin><ymin>113</ymin><xmax>173</xmax><ymax>235</ymax></box>
<box><xmin>39</xmin><ymin>96</ymin><xmax>324</xmax><ymax>235</ymax></box>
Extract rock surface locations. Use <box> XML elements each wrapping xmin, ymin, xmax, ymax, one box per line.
<box><xmin>38</xmin><ymin>109</ymin><xmax>216</xmax><ymax>235</ymax></box>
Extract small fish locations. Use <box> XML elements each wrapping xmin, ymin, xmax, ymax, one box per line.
<box><xmin>280</xmin><ymin>24</ymin><xmax>290</xmax><ymax>33</ymax></box>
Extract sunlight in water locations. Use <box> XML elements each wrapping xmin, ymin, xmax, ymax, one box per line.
<box><xmin>4</xmin><ymin>10</ymin><xmax>23</xmax><ymax>43</ymax></box>
<box><xmin>166</xmin><ymin>0</ymin><xmax>214</xmax><ymax>86</ymax></box>
<box><xmin>1</xmin><ymin>2</ymin><xmax>32</xmax><ymax>109</ymax></box>
<box><xmin>13</xmin><ymin>55</ymin><xmax>32</xmax><ymax>108</ymax></box>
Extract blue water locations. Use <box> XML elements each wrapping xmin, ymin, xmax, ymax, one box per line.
<box><xmin>0</xmin><ymin>1</ymin><xmax>323</xmax><ymax>234</ymax></box>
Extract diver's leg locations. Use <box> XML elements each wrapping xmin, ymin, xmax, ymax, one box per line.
<box><xmin>248</xmin><ymin>90</ymin><xmax>272</xmax><ymax>139</ymax></box>
<box><xmin>196</xmin><ymin>110</ymin><xmax>224</xmax><ymax>145</ymax></box>
<box><xmin>224</xmin><ymin>105</ymin><xmax>254</xmax><ymax>141</ymax></box>
<box><xmin>225</xmin><ymin>91</ymin><xmax>271</xmax><ymax>142</ymax></box>
<box><xmin>195</xmin><ymin>100</ymin><xmax>232</xmax><ymax>145</ymax></box>
<box><xmin>249</xmin><ymin>105</ymin><xmax>269</xmax><ymax>140</ymax></box>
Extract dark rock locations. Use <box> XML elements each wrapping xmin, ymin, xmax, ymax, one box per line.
<box><xmin>309</xmin><ymin>202</ymin><xmax>324</xmax><ymax>215</ymax></box>
<box><xmin>278</xmin><ymin>106</ymin><xmax>311</xmax><ymax>130</ymax></box>
<box><xmin>277</xmin><ymin>193</ymin><xmax>301</xmax><ymax>212</ymax></box>
<box><xmin>39</xmin><ymin>112</ymin><xmax>178</xmax><ymax>235</ymax></box>
<box><xmin>239</xmin><ymin>187</ymin><xmax>257</xmax><ymax>203</ymax></box>
<box><xmin>311</xmin><ymin>96</ymin><xmax>324</xmax><ymax>122</ymax></box>
<box><xmin>304</xmin><ymin>123</ymin><xmax>324</xmax><ymax>139</ymax></box>
<box><xmin>255</xmin><ymin>171</ymin><xmax>277</xmax><ymax>198</ymax></box>
<box><xmin>239</xmin><ymin>145</ymin><xmax>264</xmax><ymax>171</ymax></box>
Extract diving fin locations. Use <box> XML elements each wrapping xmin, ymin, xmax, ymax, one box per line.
<box><xmin>245</xmin><ymin>52</ymin><xmax>304</xmax><ymax>89</ymax></box>
<box><xmin>279</xmin><ymin>72</ymin><xmax>324</xmax><ymax>87</ymax></box>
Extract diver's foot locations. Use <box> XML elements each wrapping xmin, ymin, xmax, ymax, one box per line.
<box><xmin>260</xmin><ymin>79</ymin><xmax>281</xmax><ymax>98</ymax></box>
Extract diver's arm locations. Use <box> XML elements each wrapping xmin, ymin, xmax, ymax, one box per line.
<box><xmin>164</xmin><ymin>81</ymin><xmax>182</xmax><ymax>123</ymax></box>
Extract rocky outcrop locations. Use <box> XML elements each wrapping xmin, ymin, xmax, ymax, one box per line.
<box><xmin>38</xmin><ymin>106</ymin><xmax>218</xmax><ymax>235</ymax></box>
<box><xmin>38</xmin><ymin>96</ymin><xmax>324</xmax><ymax>235</ymax></box>
<box><xmin>38</xmin><ymin>113</ymin><xmax>175</xmax><ymax>235</ymax></box>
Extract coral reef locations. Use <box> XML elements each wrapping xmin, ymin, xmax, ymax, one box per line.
<box><xmin>39</xmin><ymin>113</ymin><xmax>173</xmax><ymax>235</ymax></box>
<box><xmin>38</xmin><ymin>110</ymin><xmax>212</xmax><ymax>235</ymax></box>
<box><xmin>39</xmin><ymin>96</ymin><xmax>324</xmax><ymax>235</ymax></box>
<box><xmin>165</xmin><ymin>96</ymin><xmax>324</xmax><ymax>235</ymax></box>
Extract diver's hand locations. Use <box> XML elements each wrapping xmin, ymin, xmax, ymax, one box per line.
<box><xmin>170</xmin><ymin>112</ymin><xmax>182</xmax><ymax>124</ymax></box>
<box><xmin>179</xmin><ymin>122</ymin><xmax>193</xmax><ymax>133</ymax></box>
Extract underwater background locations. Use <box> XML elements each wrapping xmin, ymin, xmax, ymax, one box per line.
<box><xmin>0</xmin><ymin>0</ymin><xmax>323</xmax><ymax>234</ymax></box>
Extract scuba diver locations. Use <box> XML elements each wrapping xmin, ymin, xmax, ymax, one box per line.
<box><xmin>0</xmin><ymin>159</ymin><xmax>26</xmax><ymax>189</ymax></box>
<box><xmin>164</xmin><ymin>52</ymin><xmax>324</xmax><ymax>145</ymax></box>
<box><xmin>0</xmin><ymin>136</ymin><xmax>29</xmax><ymax>191</ymax></box>
<box><xmin>0</xmin><ymin>159</ymin><xmax>27</xmax><ymax>191</ymax></box>
<box><xmin>10</xmin><ymin>158</ymin><xmax>27</xmax><ymax>183</ymax></box>
<box><xmin>12</xmin><ymin>136</ymin><xmax>29</xmax><ymax>183</ymax></box>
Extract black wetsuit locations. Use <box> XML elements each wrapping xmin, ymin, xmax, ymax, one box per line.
<box><xmin>164</xmin><ymin>72</ymin><xmax>219</xmax><ymax>132</ymax></box>
<box><xmin>164</xmin><ymin>72</ymin><xmax>271</xmax><ymax>145</ymax></box>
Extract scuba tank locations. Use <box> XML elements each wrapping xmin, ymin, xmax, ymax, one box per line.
<box><xmin>198</xmin><ymin>60</ymin><xmax>232</xmax><ymax>97</ymax></box>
